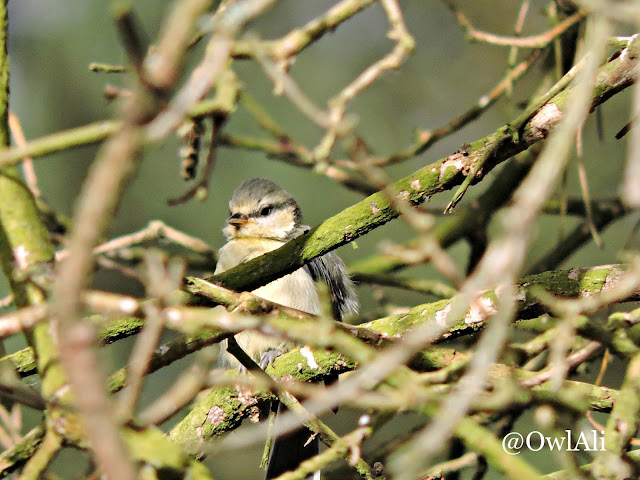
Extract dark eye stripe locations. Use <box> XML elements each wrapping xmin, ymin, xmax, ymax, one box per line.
<box><xmin>251</xmin><ymin>200</ymin><xmax>287</xmax><ymax>217</ymax></box>
<box><xmin>247</xmin><ymin>199</ymin><xmax>301</xmax><ymax>225</ymax></box>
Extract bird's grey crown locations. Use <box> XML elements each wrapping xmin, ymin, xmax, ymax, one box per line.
<box><xmin>230</xmin><ymin>178</ymin><xmax>297</xmax><ymax>209</ymax></box>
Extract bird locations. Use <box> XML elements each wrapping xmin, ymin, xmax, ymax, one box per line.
<box><xmin>215</xmin><ymin>178</ymin><xmax>358</xmax><ymax>479</ymax></box>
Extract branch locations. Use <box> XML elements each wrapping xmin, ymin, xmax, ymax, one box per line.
<box><xmin>170</xmin><ymin>265</ymin><xmax>630</xmax><ymax>453</ymax></box>
<box><xmin>526</xmin><ymin>198</ymin><xmax>627</xmax><ymax>274</ymax></box>
<box><xmin>0</xmin><ymin>425</ymin><xmax>45</xmax><ymax>477</ymax></box>
<box><xmin>313</xmin><ymin>0</ymin><xmax>415</xmax><ymax>160</ymax></box>
<box><xmin>349</xmin><ymin>149</ymin><xmax>537</xmax><ymax>275</ymax></box>
<box><xmin>232</xmin><ymin>0</ymin><xmax>377</xmax><ymax>60</ymax></box>
<box><xmin>591</xmin><ymin>352</ymin><xmax>640</xmax><ymax>478</ymax></box>
<box><xmin>0</xmin><ymin>95</ymin><xmax>238</xmax><ymax>169</ymax></box>
<box><xmin>444</xmin><ymin>2</ymin><xmax>583</xmax><ymax>48</ymax></box>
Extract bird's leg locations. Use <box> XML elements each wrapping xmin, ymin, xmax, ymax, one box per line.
<box><xmin>260</xmin><ymin>349</ymin><xmax>283</xmax><ymax>370</ymax></box>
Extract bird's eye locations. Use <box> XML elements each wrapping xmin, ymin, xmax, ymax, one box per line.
<box><xmin>259</xmin><ymin>205</ymin><xmax>274</xmax><ymax>216</ymax></box>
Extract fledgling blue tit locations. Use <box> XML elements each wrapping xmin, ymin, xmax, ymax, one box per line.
<box><xmin>215</xmin><ymin>178</ymin><xmax>358</xmax><ymax>480</ymax></box>
<box><xmin>216</xmin><ymin>178</ymin><xmax>358</xmax><ymax>365</ymax></box>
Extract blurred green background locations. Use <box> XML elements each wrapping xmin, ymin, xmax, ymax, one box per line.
<box><xmin>5</xmin><ymin>1</ymin><xmax>639</xmax><ymax>478</ymax></box>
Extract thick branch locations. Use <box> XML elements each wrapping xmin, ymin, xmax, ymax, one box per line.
<box><xmin>170</xmin><ymin>265</ymin><xmax>630</xmax><ymax>452</ymax></box>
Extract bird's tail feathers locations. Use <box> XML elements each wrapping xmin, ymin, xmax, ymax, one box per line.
<box><xmin>265</xmin><ymin>402</ymin><xmax>319</xmax><ymax>480</ymax></box>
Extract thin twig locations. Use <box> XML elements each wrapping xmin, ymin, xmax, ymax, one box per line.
<box><xmin>351</xmin><ymin>273</ymin><xmax>457</xmax><ymax>298</ymax></box>
<box><xmin>252</xmin><ymin>43</ymin><xmax>332</xmax><ymax>129</ymax></box>
<box><xmin>521</xmin><ymin>341</ymin><xmax>603</xmax><ymax>388</ymax></box>
<box><xmin>56</xmin><ymin>219</ymin><xmax>214</xmax><ymax>263</ymax></box>
<box><xmin>113</xmin><ymin>5</ymin><xmax>147</xmax><ymax>82</ymax></box>
<box><xmin>233</xmin><ymin>0</ymin><xmax>377</xmax><ymax>60</ymax></box>
<box><xmin>115</xmin><ymin>302</ymin><xmax>166</xmax><ymax>420</ymax></box>
<box><xmin>444</xmin><ymin>2</ymin><xmax>583</xmax><ymax>48</ymax></box>
<box><xmin>420</xmin><ymin>452</ymin><xmax>480</xmax><ymax>480</ymax></box>
<box><xmin>0</xmin><ymin>92</ymin><xmax>240</xmax><ymax>168</ymax></box>
<box><xmin>0</xmin><ymin>304</ymin><xmax>48</xmax><ymax>339</ymax></box>
<box><xmin>508</xmin><ymin>1</ymin><xmax>531</xmax><ymax>68</ymax></box>
<box><xmin>576</xmin><ymin>160</ymin><xmax>602</xmax><ymax>246</ymax></box>
<box><xmin>622</xmin><ymin>62</ymin><xmax>640</xmax><ymax>208</ymax></box>
<box><xmin>218</xmin><ymin>132</ymin><xmax>377</xmax><ymax>195</ymax></box>
<box><xmin>0</xmin><ymin>403</ymin><xmax>21</xmax><ymax>447</ymax></box>
<box><xmin>8</xmin><ymin>112</ymin><xmax>39</xmax><ymax>197</ymax></box>
<box><xmin>138</xmin><ymin>348</ymin><xmax>217</xmax><ymax>425</ymax></box>
<box><xmin>314</xmin><ymin>0</ymin><xmax>415</xmax><ymax>161</ymax></box>
<box><xmin>145</xmin><ymin>0</ymin><xmax>213</xmax><ymax>89</ymax></box>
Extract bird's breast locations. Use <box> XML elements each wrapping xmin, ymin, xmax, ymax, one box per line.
<box><xmin>215</xmin><ymin>238</ymin><xmax>321</xmax><ymax>315</ymax></box>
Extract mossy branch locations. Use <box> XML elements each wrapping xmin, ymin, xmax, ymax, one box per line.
<box><xmin>170</xmin><ymin>264</ymin><xmax>631</xmax><ymax>453</ymax></box>
<box><xmin>3</xmin><ymin>264</ymin><xmax>631</xmax><ymax>381</ymax></box>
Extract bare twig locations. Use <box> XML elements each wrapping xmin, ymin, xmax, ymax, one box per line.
<box><xmin>622</xmin><ymin>57</ymin><xmax>640</xmax><ymax>208</ymax></box>
<box><xmin>0</xmin><ymin>92</ymin><xmax>240</xmax><ymax>168</ymax></box>
<box><xmin>347</xmin><ymin>48</ymin><xmax>544</xmax><ymax>167</ymax></box>
<box><xmin>219</xmin><ymin>132</ymin><xmax>377</xmax><ymax>195</ymax></box>
<box><xmin>116</xmin><ymin>303</ymin><xmax>166</xmax><ymax>419</ymax></box>
<box><xmin>56</xmin><ymin>219</ymin><xmax>214</xmax><ymax>264</ymax></box>
<box><xmin>233</xmin><ymin>0</ymin><xmax>377</xmax><ymax>60</ymax></box>
<box><xmin>0</xmin><ymin>403</ymin><xmax>21</xmax><ymax>447</ymax></box>
<box><xmin>8</xmin><ymin>112</ymin><xmax>39</xmax><ymax>197</ymax></box>
<box><xmin>138</xmin><ymin>348</ymin><xmax>217</xmax><ymax>425</ymax></box>
<box><xmin>113</xmin><ymin>5</ymin><xmax>148</xmax><ymax>81</ymax></box>
<box><xmin>252</xmin><ymin>44</ymin><xmax>333</xmax><ymax>129</ymax></box>
<box><xmin>443</xmin><ymin>2</ymin><xmax>583</xmax><ymax>48</ymax></box>
<box><xmin>0</xmin><ymin>304</ymin><xmax>48</xmax><ymax>339</ymax></box>
<box><xmin>507</xmin><ymin>0</ymin><xmax>531</xmax><ymax>70</ymax></box>
<box><xmin>351</xmin><ymin>273</ymin><xmax>457</xmax><ymax>298</ymax></box>
<box><xmin>420</xmin><ymin>452</ymin><xmax>480</xmax><ymax>480</ymax></box>
<box><xmin>145</xmin><ymin>0</ymin><xmax>214</xmax><ymax>89</ymax></box>
<box><xmin>314</xmin><ymin>0</ymin><xmax>415</xmax><ymax>161</ymax></box>
<box><xmin>0</xmin><ymin>295</ymin><xmax>12</xmax><ymax>311</ymax></box>
<box><xmin>576</xmin><ymin>160</ymin><xmax>602</xmax><ymax>246</ymax></box>
<box><xmin>520</xmin><ymin>340</ymin><xmax>603</xmax><ymax>388</ymax></box>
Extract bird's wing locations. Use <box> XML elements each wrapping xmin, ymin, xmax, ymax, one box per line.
<box><xmin>305</xmin><ymin>251</ymin><xmax>358</xmax><ymax>321</ymax></box>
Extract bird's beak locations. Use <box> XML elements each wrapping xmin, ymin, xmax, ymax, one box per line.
<box><xmin>227</xmin><ymin>213</ymin><xmax>248</xmax><ymax>227</ymax></box>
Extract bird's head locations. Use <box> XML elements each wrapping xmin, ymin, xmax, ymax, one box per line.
<box><xmin>223</xmin><ymin>178</ymin><xmax>303</xmax><ymax>241</ymax></box>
